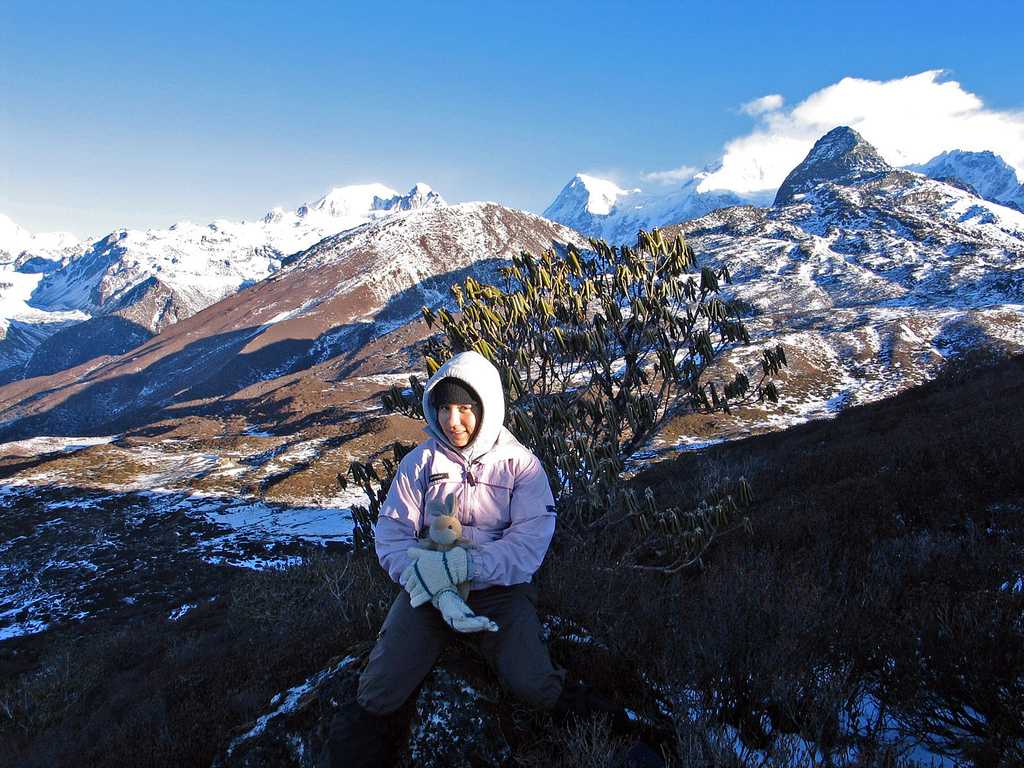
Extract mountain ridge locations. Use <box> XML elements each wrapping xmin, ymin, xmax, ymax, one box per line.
<box><xmin>543</xmin><ymin>170</ymin><xmax>769</xmax><ymax>244</ymax></box>
<box><xmin>0</xmin><ymin>183</ymin><xmax>445</xmax><ymax>382</ymax></box>
<box><xmin>907</xmin><ymin>149</ymin><xmax>1024</xmax><ymax>212</ymax></box>
<box><xmin>0</xmin><ymin>202</ymin><xmax>588</xmax><ymax>439</ymax></box>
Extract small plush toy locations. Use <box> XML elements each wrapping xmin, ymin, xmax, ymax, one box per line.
<box><xmin>422</xmin><ymin>494</ymin><xmax>474</xmax><ymax>600</ymax></box>
<box><xmin>418</xmin><ymin>493</ymin><xmax>498</xmax><ymax>633</ymax></box>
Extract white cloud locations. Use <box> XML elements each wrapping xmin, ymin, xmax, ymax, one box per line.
<box><xmin>642</xmin><ymin>164</ymin><xmax>699</xmax><ymax>184</ymax></box>
<box><xmin>697</xmin><ymin>70</ymin><xmax>1024</xmax><ymax>195</ymax></box>
<box><xmin>740</xmin><ymin>94</ymin><xmax>784</xmax><ymax>116</ymax></box>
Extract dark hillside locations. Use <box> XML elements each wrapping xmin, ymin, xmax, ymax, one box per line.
<box><xmin>2</xmin><ymin>353</ymin><xmax>1022</xmax><ymax>767</ymax></box>
<box><xmin>620</xmin><ymin>350</ymin><xmax>1024</xmax><ymax>765</ymax></box>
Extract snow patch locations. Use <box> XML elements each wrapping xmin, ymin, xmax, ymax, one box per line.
<box><xmin>226</xmin><ymin>655</ymin><xmax>359</xmax><ymax>756</ymax></box>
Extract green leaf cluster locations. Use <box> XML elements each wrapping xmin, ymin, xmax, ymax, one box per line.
<box><xmin>338</xmin><ymin>442</ymin><xmax>415</xmax><ymax>551</ymax></box>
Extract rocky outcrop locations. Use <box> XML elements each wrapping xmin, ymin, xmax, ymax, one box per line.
<box><xmin>773</xmin><ymin>126</ymin><xmax>893</xmax><ymax>206</ymax></box>
<box><xmin>214</xmin><ymin>648</ymin><xmax>513</xmax><ymax>768</ymax></box>
<box><xmin>214</xmin><ymin>626</ymin><xmax>673</xmax><ymax>768</ymax></box>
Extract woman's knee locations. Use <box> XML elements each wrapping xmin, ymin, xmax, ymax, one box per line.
<box><xmin>356</xmin><ymin>596</ymin><xmax>446</xmax><ymax>714</ymax></box>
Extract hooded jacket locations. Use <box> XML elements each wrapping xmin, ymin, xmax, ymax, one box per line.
<box><xmin>373</xmin><ymin>351</ymin><xmax>556</xmax><ymax>589</ymax></box>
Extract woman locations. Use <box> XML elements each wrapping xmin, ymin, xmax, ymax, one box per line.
<box><xmin>324</xmin><ymin>350</ymin><xmax>567</xmax><ymax>767</ymax></box>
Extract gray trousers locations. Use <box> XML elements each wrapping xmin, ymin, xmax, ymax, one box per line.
<box><xmin>357</xmin><ymin>582</ymin><xmax>566</xmax><ymax>715</ymax></box>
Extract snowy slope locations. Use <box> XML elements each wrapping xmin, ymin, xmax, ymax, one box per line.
<box><xmin>30</xmin><ymin>183</ymin><xmax>444</xmax><ymax>317</ymax></box>
<box><xmin>906</xmin><ymin>150</ymin><xmax>1024</xmax><ymax>212</ymax></box>
<box><xmin>643</xmin><ymin>127</ymin><xmax>1024</xmax><ymax>449</ymax></box>
<box><xmin>0</xmin><ymin>202</ymin><xmax>588</xmax><ymax>437</ymax></box>
<box><xmin>0</xmin><ymin>214</ymin><xmax>87</xmax><ymax>269</ymax></box>
<box><xmin>0</xmin><ymin>184</ymin><xmax>442</xmax><ymax>380</ymax></box>
<box><xmin>544</xmin><ymin>171</ymin><xmax>770</xmax><ymax>244</ymax></box>
<box><xmin>0</xmin><ymin>218</ymin><xmax>94</xmax><ymax>375</ymax></box>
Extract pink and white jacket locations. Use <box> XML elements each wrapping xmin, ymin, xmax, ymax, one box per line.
<box><xmin>374</xmin><ymin>351</ymin><xmax>556</xmax><ymax>590</ymax></box>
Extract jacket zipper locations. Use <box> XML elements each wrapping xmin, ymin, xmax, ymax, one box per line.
<box><xmin>434</xmin><ymin>441</ymin><xmax>487</xmax><ymax>527</ymax></box>
<box><xmin>463</xmin><ymin>458</ymin><xmax>482</xmax><ymax>526</ymax></box>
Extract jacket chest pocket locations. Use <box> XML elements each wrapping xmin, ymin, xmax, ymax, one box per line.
<box><xmin>468</xmin><ymin>466</ymin><xmax>514</xmax><ymax>528</ymax></box>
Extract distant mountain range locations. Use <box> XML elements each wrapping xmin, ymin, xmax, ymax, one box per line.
<box><xmin>0</xmin><ymin>184</ymin><xmax>443</xmax><ymax>380</ymax></box>
<box><xmin>0</xmin><ymin>203</ymin><xmax>586</xmax><ymax>438</ymax></box>
<box><xmin>657</xmin><ymin>128</ymin><xmax>1024</xmax><ymax>442</ymax></box>
<box><xmin>0</xmin><ymin>129</ymin><xmax>1021</xmax><ymax>451</ymax></box>
<box><xmin>543</xmin><ymin>171</ymin><xmax>771</xmax><ymax>245</ymax></box>
<box><xmin>906</xmin><ymin>150</ymin><xmax>1024</xmax><ymax>212</ymax></box>
<box><xmin>0</xmin><ymin>214</ymin><xmax>85</xmax><ymax>270</ymax></box>
<box><xmin>544</xmin><ymin>147</ymin><xmax>1024</xmax><ymax>243</ymax></box>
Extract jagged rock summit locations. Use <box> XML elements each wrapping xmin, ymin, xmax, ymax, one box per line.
<box><xmin>294</xmin><ymin>182</ymin><xmax>442</xmax><ymax>220</ymax></box>
<box><xmin>773</xmin><ymin>126</ymin><xmax>893</xmax><ymax>206</ymax></box>
<box><xmin>907</xmin><ymin>150</ymin><xmax>1024</xmax><ymax>212</ymax></box>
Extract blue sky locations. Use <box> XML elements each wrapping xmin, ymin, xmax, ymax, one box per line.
<box><xmin>4</xmin><ymin>0</ymin><xmax>1024</xmax><ymax>235</ymax></box>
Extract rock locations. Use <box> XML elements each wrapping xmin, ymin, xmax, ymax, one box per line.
<box><xmin>402</xmin><ymin>662</ymin><xmax>511</xmax><ymax>768</ymax></box>
<box><xmin>213</xmin><ymin>651</ymin><xmax>367</xmax><ymax>768</ymax></box>
<box><xmin>773</xmin><ymin>126</ymin><xmax>893</xmax><ymax>207</ymax></box>
<box><xmin>213</xmin><ymin>642</ymin><xmax>512</xmax><ymax>768</ymax></box>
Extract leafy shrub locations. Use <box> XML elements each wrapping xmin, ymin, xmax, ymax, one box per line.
<box><xmin>338</xmin><ymin>442</ymin><xmax>416</xmax><ymax>552</ymax></box>
<box><xmin>362</xmin><ymin>231</ymin><xmax>786</xmax><ymax>568</ymax></box>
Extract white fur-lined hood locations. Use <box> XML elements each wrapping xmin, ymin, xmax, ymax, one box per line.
<box><xmin>421</xmin><ymin>350</ymin><xmax>506</xmax><ymax>461</ymax></box>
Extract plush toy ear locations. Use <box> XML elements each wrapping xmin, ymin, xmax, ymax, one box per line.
<box><xmin>425</xmin><ymin>499</ymin><xmax>446</xmax><ymax>519</ymax></box>
<box><xmin>444</xmin><ymin>493</ymin><xmax>459</xmax><ymax>517</ymax></box>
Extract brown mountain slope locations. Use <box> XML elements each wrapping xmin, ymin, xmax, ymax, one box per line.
<box><xmin>0</xmin><ymin>203</ymin><xmax>586</xmax><ymax>441</ymax></box>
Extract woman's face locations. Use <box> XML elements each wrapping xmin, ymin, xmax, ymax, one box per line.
<box><xmin>438</xmin><ymin>403</ymin><xmax>477</xmax><ymax>448</ymax></box>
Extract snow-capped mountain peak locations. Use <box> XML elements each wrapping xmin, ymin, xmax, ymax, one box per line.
<box><xmin>297</xmin><ymin>183</ymin><xmax>399</xmax><ymax>219</ymax></box>
<box><xmin>578</xmin><ymin>174</ymin><xmax>639</xmax><ymax>215</ymax></box>
<box><xmin>543</xmin><ymin>172</ymin><xmax>767</xmax><ymax>245</ymax></box>
<box><xmin>906</xmin><ymin>150</ymin><xmax>1024</xmax><ymax>212</ymax></box>
<box><xmin>542</xmin><ymin>174</ymin><xmax>642</xmax><ymax>239</ymax></box>
<box><xmin>371</xmin><ymin>182</ymin><xmax>445</xmax><ymax>212</ymax></box>
<box><xmin>545</xmin><ymin>174</ymin><xmax>640</xmax><ymax>220</ymax></box>
<box><xmin>774</xmin><ymin>126</ymin><xmax>892</xmax><ymax>206</ymax></box>
<box><xmin>0</xmin><ymin>214</ymin><xmax>83</xmax><ymax>261</ymax></box>
<box><xmin>8</xmin><ymin>182</ymin><xmax>446</xmax><ymax>375</ymax></box>
<box><xmin>294</xmin><ymin>182</ymin><xmax>445</xmax><ymax>220</ymax></box>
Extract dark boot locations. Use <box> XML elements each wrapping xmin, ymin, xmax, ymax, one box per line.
<box><xmin>319</xmin><ymin>699</ymin><xmax>407</xmax><ymax>768</ymax></box>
